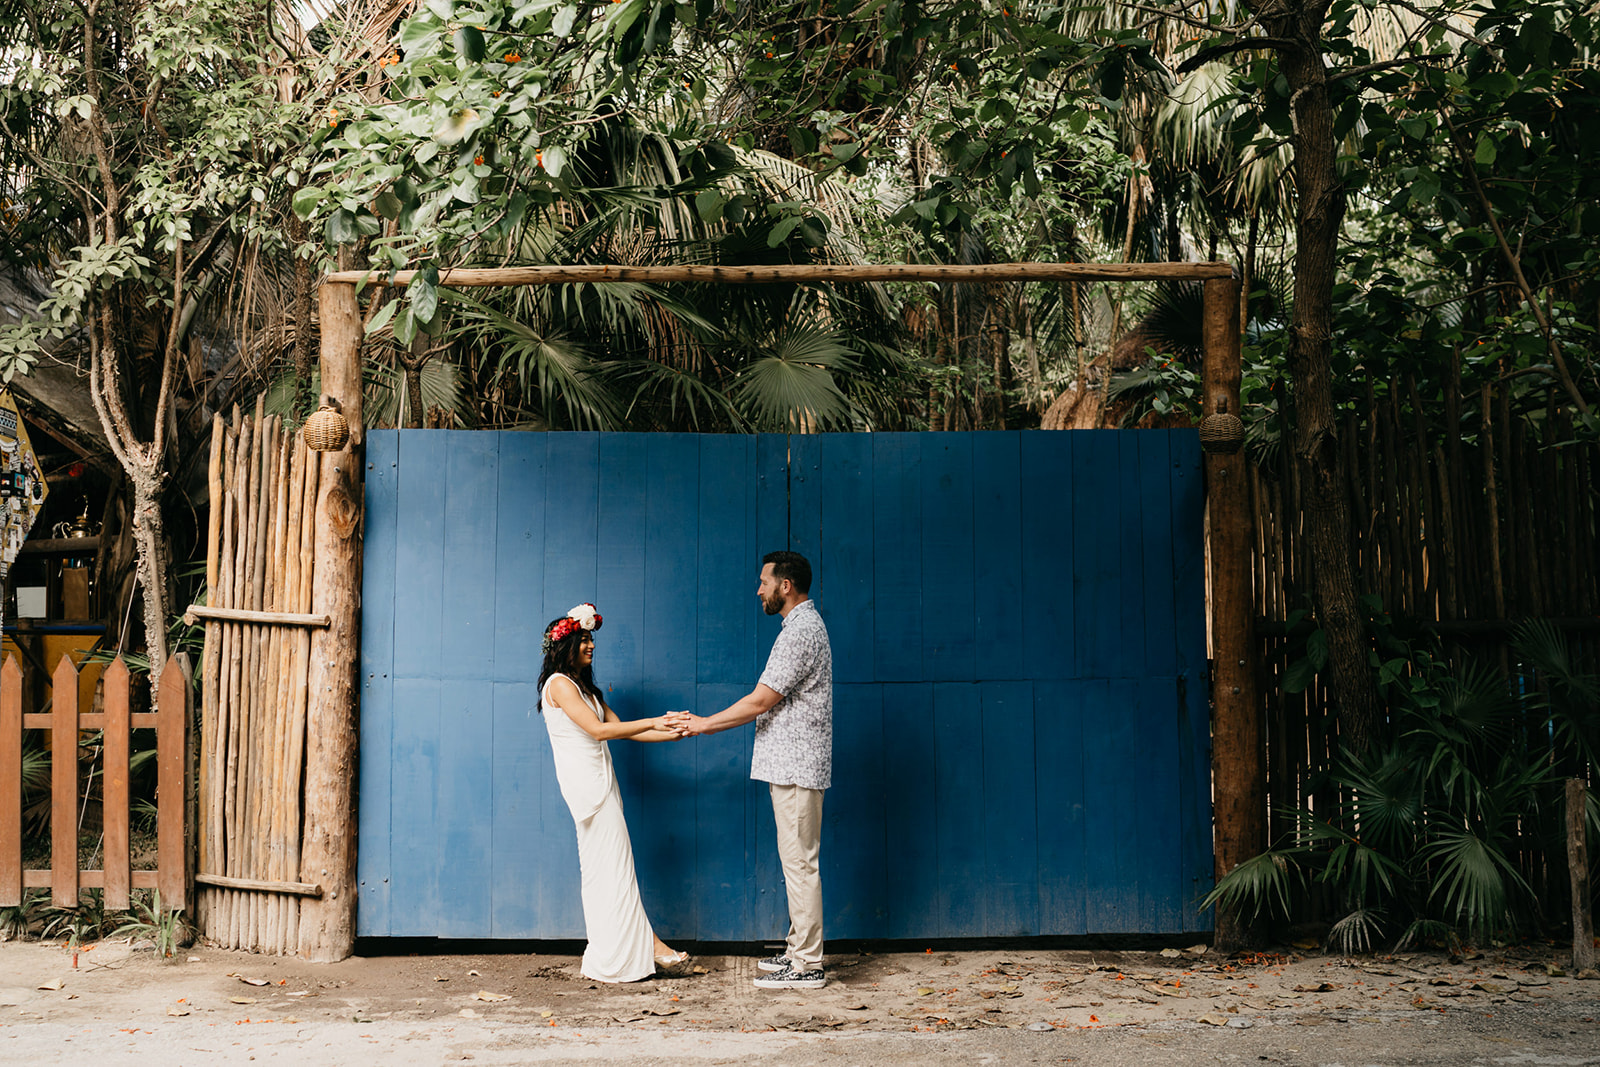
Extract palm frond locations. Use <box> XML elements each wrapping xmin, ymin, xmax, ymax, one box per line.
<box><xmin>1327</xmin><ymin>907</ymin><xmax>1386</xmax><ymax>955</ymax></box>
<box><xmin>729</xmin><ymin>324</ymin><xmax>860</xmax><ymax>432</ymax></box>
<box><xmin>607</xmin><ymin>359</ymin><xmax>746</xmax><ymax>432</ymax></box>
<box><xmin>1198</xmin><ymin>848</ymin><xmax>1305</xmax><ymax>923</ymax></box>
<box><xmin>1422</xmin><ymin>825</ymin><xmax>1529</xmax><ymax>939</ymax></box>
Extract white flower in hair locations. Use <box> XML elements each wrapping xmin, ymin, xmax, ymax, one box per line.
<box><xmin>567</xmin><ymin>602</ymin><xmax>602</xmax><ymax>631</ymax></box>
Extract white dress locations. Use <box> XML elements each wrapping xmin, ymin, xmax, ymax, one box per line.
<box><xmin>541</xmin><ymin>674</ymin><xmax>657</xmax><ymax>982</ymax></box>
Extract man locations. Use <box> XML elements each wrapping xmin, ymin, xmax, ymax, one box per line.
<box><xmin>674</xmin><ymin>550</ymin><xmax>832</xmax><ymax>990</ymax></box>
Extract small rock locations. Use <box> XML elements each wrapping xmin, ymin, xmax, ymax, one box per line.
<box><xmin>1159</xmin><ymin>948</ymin><xmax>1182</xmax><ymax>958</ymax></box>
<box><xmin>1185</xmin><ymin>944</ymin><xmax>1209</xmax><ymax>956</ymax></box>
<box><xmin>1226</xmin><ymin>1017</ymin><xmax>1254</xmax><ymax>1028</ymax></box>
<box><xmin>1026</xmin><ymin>1022</ymin><xmax>1054</xmax><ymax>1032</ymax></box>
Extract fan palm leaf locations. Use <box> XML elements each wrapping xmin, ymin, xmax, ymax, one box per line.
<box><xmin>729</xmin><ymin>323</ymin><xmax>860</xmax><ymax>432</ymax></box>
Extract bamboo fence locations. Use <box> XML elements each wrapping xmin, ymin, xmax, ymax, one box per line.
<box><xmin>195</xmin><ymin>400</ymin><xmax>323</xmax><ymax>954</ymax></box>
<box><xmin>1250</xmin><ymin>375</ymin><xmax>1599</xmax><ymax>908</ymax></box>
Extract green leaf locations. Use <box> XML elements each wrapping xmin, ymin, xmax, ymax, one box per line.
<box><xmin>292</xmin><ymin>186</ymin><xmax>323</xmax><ymax>219</ymax></box>
<box><xmin>695</xmin><ymin>189</ymin><xmax>725</xmax><ymax>223</ymax></box>
<box><xmin>365</xmin><ymin>298</ymin><xmax>400</xmax><ymax>336</ymax></box>
<box><xmin>409</xmin><ymin>266</ymin><xmax>440</xmax><ymax>324</ymax></box>
<box><xmin>552</xmin><ymin>4</ymin><xmax>577</xmax><ymax>36</ymax></box>
<box><xmin>325</xmin><ymin>209</ymin><xmax>357</xmax><ymax>244</ymax></box>
<box><xmin>454</xmin><ymin>26</ymin><xmax>486</xmax><ymax>62</ymax></box>
<box><xmin>374</xmin><ymin>190</ymin><xmax>403</xmax><ymax>220</ymax></box>
<box><xmin>1473</xmin><ymin>136</ymin><xmax>1497</xmax><ymax>167</ymax></box>
<box><xmin>767</xmin><ymin>214</ymin><xmax>804</xmax><ymax>247</ymax></box>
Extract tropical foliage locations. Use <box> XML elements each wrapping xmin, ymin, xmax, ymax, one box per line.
<box><xmin>1203</xmin><ymin>621</ymin><xmax>1600</xmax><ymax>950</ymax></box>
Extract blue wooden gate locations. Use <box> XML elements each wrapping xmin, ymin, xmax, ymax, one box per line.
<box><xmin>358</xmin><ymin>430</ymin><xmax>1211</xmax><ymax>939</ymax></box>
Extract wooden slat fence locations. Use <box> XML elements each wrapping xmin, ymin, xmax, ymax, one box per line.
<box><xmin>1250</xmin><ymin>375</ymin><xmax>1600</xmax><ymax>902</ymax></box>
<box><xmin>0</xmin><ymin>653</ymin><xmax>188</xmax><ymax>911</ymax></box>
<box><xmin>194</xmin><ymin>405</ymin><xmax>326</xmax><ymax>954</ymax></box>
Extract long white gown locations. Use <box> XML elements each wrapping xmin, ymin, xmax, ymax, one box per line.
<box><xmin>541</xmin><ymin>674</ymin><xmax>657</xmax><ymax>983</ymax></box>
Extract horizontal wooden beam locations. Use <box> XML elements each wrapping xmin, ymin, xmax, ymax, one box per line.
<box><xmin>183</xmin><ymin>605</ymin><xmax>331</xmax><ymax>628</ymax></box>
<box><xmin>24</xmin><ymin>869</ymin><xmax>158</xmax><ymax>890</ymax></box>
<box><xmin>195</xmin><ymin>872</ymin><xmax>324</xmax><ymax>898</ymax></box>
<box><xmin>18</xmin><ymin>537</ymin><xmax>101</xmax><ymax>557</ymax></box>
<box><xmin>23</xmin><ymin>713</ymin><xmax>157</xmax><ymax>729</ymax></box>
<box><xmin>323</xmin><ymin>262</ymin><xmax>1237</xmax><ymax>287</ymax></box>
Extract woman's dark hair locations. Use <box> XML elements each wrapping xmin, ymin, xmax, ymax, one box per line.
<box><xmin>538</xmin><ymin>618</ymin><xmax>602</xmax><ymax>707</ymax></box>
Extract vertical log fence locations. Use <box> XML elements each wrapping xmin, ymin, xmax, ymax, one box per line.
<box><xmin>0</xmin><ymin>653</ymin><xmax>188</xmax><ymax>911</ymax></box>
<box><xmin>191</xmin><ymin>399</ymin><xmax>330</xmax><ymax>955</ymax></box>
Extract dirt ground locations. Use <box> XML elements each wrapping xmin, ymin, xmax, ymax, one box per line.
<box><xmin>2</xmin><ymin>936</ymin><xmax>1597</xmax><ymax>1064</ymax></box>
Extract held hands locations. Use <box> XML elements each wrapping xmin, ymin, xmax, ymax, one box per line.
<box><xmin>659</xmin><ymin>710</ymin><xmax>707</xmax><ymax>738</ymax></box>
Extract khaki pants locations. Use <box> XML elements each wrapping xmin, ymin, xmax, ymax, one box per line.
<box><xmin>769</xmin><ymin>783</ymin><xmax>825</xmax><ymax>970</ymax></box>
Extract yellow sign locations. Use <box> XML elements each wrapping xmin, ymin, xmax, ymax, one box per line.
<box><xmin>0</xmin><ymin>390</ymin><xmax>46</xmax><ymax>569</ymax></box>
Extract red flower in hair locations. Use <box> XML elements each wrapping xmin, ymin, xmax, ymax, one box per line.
<box><xmin>549</xmin><ymin>618</ymin><xmax>581</xmax><ymax>643</ymax></box>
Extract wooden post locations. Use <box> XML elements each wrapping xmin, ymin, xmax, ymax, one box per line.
<box><xmin>1203</xmin><ymin>274</ymin><xmax>1263</xmax><ymax>952</ymax></box>
<box><xmin>1570</xmin><ymin>778</ymin><xmax>1596</xmax><ymax>973</ymax></box>
<box><xmin>0</xmin><ymin>656</ymin><xmax>20</xmax><ymax>906</ymax></box>
<box><xmin>298</xmin><ymin>281</ymin><xmax>364</xmax><ymax>960</ymax></box>
<box><xmin>157</xmin><ymin>654</ymin><xmax>190</xmax><ymax>911</ymax></box>
<box><xmin>103</xmin><ymin>658</ymin><xmax>131</xmax><ymax>910</ymax></box>
<box><xmin>51</xmin><ymin>655</ymin><xmax>79</xmax><ymax>908</ymax></box>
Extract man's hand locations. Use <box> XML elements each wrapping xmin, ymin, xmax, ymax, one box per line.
<box><xmin>668</xmin><ymin>711</ymin><xmax>710</xmax><ymax>736</ymax></box>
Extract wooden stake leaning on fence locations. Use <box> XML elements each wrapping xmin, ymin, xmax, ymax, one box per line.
<box><xmin>199</xmin><ymin>413</ymin><xmax>223</xmax><ymax>927</ymax></box>
<box><xmin>1570</xmin><ymin>779</ymin><xmax>1597</xmax><ymax>974</ymax></box>
<box><xmin>1</xmin><ymin>657</ymin><xmax>20</xmax><ymax>907</ymax></box>
<box><xmin>103</xmin><ymin>658</ymin><xmax>130</xmax><ymax>911</ymax></box>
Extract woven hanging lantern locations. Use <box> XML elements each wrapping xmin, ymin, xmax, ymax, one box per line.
<box><xmin>302</xmin><ymin>403</ymin><xmax>350</xmax><ymax>452</ymax></box>
<box><xmin>1199</xmin><ymin>398</ymin><xmax>1245</xmax><ymax>454</ymax></box>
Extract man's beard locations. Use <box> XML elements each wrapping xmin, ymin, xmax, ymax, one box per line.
<box><xmin>761</xmin><ymin>591</ymin><xmax>783</xmax><ymax>615</ymax></box>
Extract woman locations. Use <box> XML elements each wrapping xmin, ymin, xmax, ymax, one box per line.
<box><xmin>539</xmin><ymin>602</ymin><xmax>689</xmax><ymax>981</ymax></box>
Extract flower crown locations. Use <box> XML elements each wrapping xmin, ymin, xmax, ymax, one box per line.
<box><xmin>542</xmin><ymin>602</ymin><xmax>603</xmax><ymax>655</ymax></box>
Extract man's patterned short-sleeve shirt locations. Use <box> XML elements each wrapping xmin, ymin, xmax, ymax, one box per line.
<box><xmin>752</xmin><ymin>599</ymin><xmax>832</xmax><ymax>790</ymax></box>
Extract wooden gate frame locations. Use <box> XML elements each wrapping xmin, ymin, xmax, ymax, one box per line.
<box><xmin>306</xmin><ymin>261</ymin><xmax>1260</xmax><ymax>959</ymax></box>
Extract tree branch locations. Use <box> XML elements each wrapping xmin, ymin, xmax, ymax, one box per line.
<box><xmin>1176</xmin><ymin>37</ymin><xmax>1299</xmax><ymax>74</ymax></box>
<box><xmin>1329</xmin><ymin>53</ymin><xmax>1450</xmax><ymax>84</ymax></box>
<box><xmin>1442</xmin><ymin>111</ymin><xmax>1590</xmax><ymax>415</ymax></box>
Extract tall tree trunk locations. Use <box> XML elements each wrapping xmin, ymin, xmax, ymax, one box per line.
<box><xmin>1257</xmin><ymin>2</ymin><xmax>1383</xmax><ymax>753</ymax></box>
<box><xmin>130</xmin><ymin>474</ymin><xmax>171</xmax><ymax>671</ymax></box>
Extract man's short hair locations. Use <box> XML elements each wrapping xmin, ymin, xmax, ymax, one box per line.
<box><xmin>763</xmin><ymin>550</ymin><xmax>812</xmax><ymax>595</ymax></box>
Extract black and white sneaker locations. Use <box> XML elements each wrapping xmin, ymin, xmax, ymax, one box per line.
<box><xmin>757</xmin><ymin>954</ymin><xmax>791</xmax><ymax>973</ymax></box>
<box><xmin>753</xmin><ymin>963</ymin><xmax>826</xmax><ymax>990</ymax></box>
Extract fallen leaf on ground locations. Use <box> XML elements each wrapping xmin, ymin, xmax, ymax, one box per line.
<box><xmin>916</xmin><ymin>987</ymin><xmax>935</xmax><ymax>996</ymax></box>
<box><xmin>166</xmin><ymin>1006</ymin><xmax>190</xmax><ymax>1017</ymax></box>
<box><xmin>1026</xmin><ymin>1021</ymin><xmax>1054</xmax><ymax>1032</ymax></box>
<box><xmin>37</xmin><ymin>979</ymin><xmax>62</xmax><ymax>991</ymax></box>
<box><xmin>236</xmin><ymin>977</ymin><xmax>269</xmax><ymax>987</ymax></box>
<box><xmin>642</xmin><ymin>1007</ymin><xmax>679</xmax><ymax>1016</ymax></box>
<box><xmin>692</xmin><ymin>966</ymin><xmax>709</xmax><ymax>974</ymax></box>
<box><xmin>285</xmin><ymin>991</ymin><xmax>312</xmax><ymax>997</ymax></box>
<box><xmin>844</xmin><ymin>1003</ymin><xmax>869</xmax><ymax>1010</ymax></box>
<box><xmin>459</xmin><ymin>1008</ymin><xmax>480</xmax><ymax>1019</ymax></box>
<box><xmin>473</xmin><ymin>990</ymin><xmax>510</xmax><ymax>1002</ymax></box>
<box><xmin>229</xmin><ymin>997</ymin><xmax>255</xmax><ymax>1005</ymax></box>
<box><xmin>1293</xmin><ymin>982</ymin><xmax>1338</xmax><ymax>992</ymax></box>
<box><xmin>1159</xmin><ymin>948</ymin><xmax>1182</xmax><ymax>958</ymax></box>
<box><xmin>1197</xmin><ymin>1013</ymin><xmax>1230</xmax><ymax>1026</ymax></box>
<box><xmin>467</xmin><ymin>970</ymin><xmax>480</xmax><ymax>977</ymax></box>
<box><xmin>433</xmin><ymin>976</ymin><xmax>449</xmax><ymax>982</ymax></box>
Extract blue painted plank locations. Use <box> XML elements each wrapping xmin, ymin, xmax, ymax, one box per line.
<box><xmin>388</xmin><ymin>677</ymin><xmax>440</xmax><ymax>935</ymax></box>
<box><xmin>1169</xmin><ymin>430</ymin><xmax>1207</xmax><ymax>679</ymax></box>
<box><xmin>872</xmin><ymin>434</ymin><xmax>922</xmax><ymax>682</ymax></box>
<box><xmin>1179</xmin><ymin>666</ymin><xmax>1214</xmax><ymax>931</ymax></box>
<box><xmin>881</xmin><ymin>684</ymin><xmax>937</xmax><ymax>939</ymax></box>
<box><xmin>357</xmin><ymin>430</ymin><xmax>399</xmax><ymax>936</ymax></box>
<box><xmin>597</xmin><ymin>434</ymin><xmax>649</xmax><ymax>694</ymax></box>
<box><xmin>1034</xmin><ymin>681</ymin><xmax>1086</xmax><ymax>935</ymax></box>
<box><xmin>822</xmin><ymin>684</ymin><xmax>885</xmax><ymax>939</ymax></box>
<box><xmin>933</xmin><ymin>682</ymin><xmax>984</xmax><ymax>935</ymax></box>
<box><xmin>1083</xmin><ymin>678</ymin><xmax>1140</xmax><ymax>932</ymax></box>
<box><xmin>788</xmin><ymin>434</ymin><xmax>823</xmax><ymax>607</ymax></box>
<box><xmin>541</xmin><ymin>433</ymin><xmax>600</xmax><ymax>623</ymax></box>
<box><xmin>693</xmin><ymin>682</ymin><xmax>752</xmax><ymax>941</ymax></box>
<box><xmin>972</xmin><ymin>433</ymin><xmax>1022</xmax><ymax>680</ymax></box>
<box><xmin>698</xmin><ymin>436</ymin><xmax>753</xmax><ymax>685</ymax></box>
<box><xmin>435</xmin><ymin>679</ymin><xmax>493</xmax><ymax>936</ymax></box>
<box><xmin>981</xmin><ymin>681</ymin><xmax>1038</xmax><ymax>935</ymax></box>
<box><xmin>818</xmin><ymin>435</ymin><xmax>873</xmax><ymax>684</ymax></box>
<box><xmin>440</xmin><ymin>432</ymin><xmax>499</xmax><ymax>680</ymax></box>
<box><xmin>1136</xmin><ymin>433</ymin><xmax>1177</xmax><ymax>678</ymax></box>
<box><xmin>921</xmin><ymin>435</ymin><xmax>976</xmax><ymax>681</ymax></box>
<box><xmin>1072</xmin><ymin>431</ymin><xmax>1121</xmax><ymax>679</ymax></box>
<box><xmin>490</xmin><ymin>682</ymin><xmax>543</xmax><ymax>936</ymax></box>
<box><xmin>493</xmin><ymin>433</ymin><xmax>547</xmax><ymax>681</ymax></box>
<box><xmin>643</xmin><ymin>435</ymin><xmax>698</xmax><ymax>683</ymax></box>
<box><xmin>392</xmin><ymin>431</ymin><xmax>447</xmax><ymax>681</ymax></box>
<box><xmin>1137</xmin><ymin>675</ymin><xmax>1184</xmax><ymax>932</ymax></box>
<box><xmin>1019</xmin><ymin>433</ymin><xmax>1074</xmax><ymax>679</ymax></box>
<box><xmin>615</xmin><ymin>684</ymin><xmax>698</xmax><ymax>939</ymax></box>
<box><xmin>1114</xmin><ymin>435</ymin><xmax>1148</xmax><ymax>676</ymax></box>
